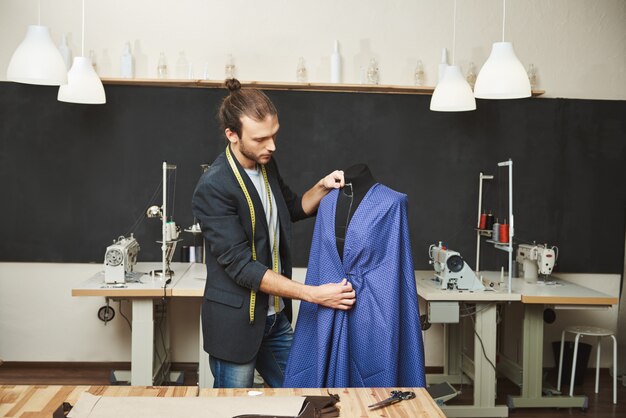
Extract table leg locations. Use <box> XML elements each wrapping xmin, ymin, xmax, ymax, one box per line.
<box><xmin>436</xmin><ymin>303</ymin><xmax>509</xmax><ymax>417</ymax></box>
<box><xmin>427</xmin><ymin>323</ymin><xmax>472</xmax><ymax>385</ymax></box>
<box><xmin>131</xmin><ymin>299</ymin><xmax>154</xmax><ymax>386</ymax></box>
<box><xmin>507</xmin><ymin>304</ymin><xmax>587</xmax><ymax>409</ymax></box>
<box><xmin>474</xmin><ymin>303</ymin><xmax>497</xmax><ymax>407</ymax></box>
<box><xmin>198</xmin><ymin>310</ymin><xmax>214</xmax><ymax>388</ymax></box>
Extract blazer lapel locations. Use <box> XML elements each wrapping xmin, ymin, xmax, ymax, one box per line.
<box><xmin>227</xmin><ymin>147</ymin><xmax>269</xmax><ymax>237</ymax></box>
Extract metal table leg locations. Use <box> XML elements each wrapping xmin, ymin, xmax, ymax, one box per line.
<box><xmin>507</xmin><ymin>304</ymin><xmax>587</xmax><ymax>409</ymax></box>
<box><xmin>197</xmin><ymin>310</ymin><xmax>214</xmax><ymax>388</ymax></box>
<box><xmin>131</xmin><ymin>299</ymin><xmax>155</xmax><ymax>386</ymax></box>
<box><xmin>433</xmin><ymin>303</ymin><xmax>509</xmax><ymax>417</ymax></box>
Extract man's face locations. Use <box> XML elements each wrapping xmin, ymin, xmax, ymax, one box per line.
<box><xmin>227</xmin><ymin>114</ymin><xmax>279</xmax><ymax>169</ymax></box>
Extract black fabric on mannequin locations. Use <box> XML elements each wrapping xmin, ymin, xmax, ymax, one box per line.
<box><xmin>335</xmin><ymin>163</ymin><xmax>376</xmax><ymax>261</ymax></box>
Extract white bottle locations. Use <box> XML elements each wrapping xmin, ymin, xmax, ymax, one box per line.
<box><xmin>366</xmin><ymin>58</ymin><xmax>379</xmax><ymax>85</ymax></box>
<box><xmin>225</xmin><ymin>54</ymin><xmax>236</xmax><ymax>79</ymax></box>
<box><xmin>438</xmin><ymin>47</ymin><xmax>448</xmax><ymax>84</ymax></box>
<box><xmin>157</xmin><ymin>52</ymin><xmax>168</xmax><ymax>79</ymax></box>
<box><xmin>176</xmin><ymin>51</ymin><xmax>189</xmax><ymax>79</ymax></box>
<box><xmin>466</xmin><ymin>61</ymin><xmax>477</xmax><ymax>89</ymax></box>
<box><xmin>296</xmin><ymin>57</ymin><xmax>307</xmax><ymax>82</ymax></box>
<box><xmin>120</xmin><ymin>41</ymin><xmax>134</xmax><ymax>78</ymax></box>
<box><xmin>58</xmin><ymin>33</ymin><xmax>72</xmax><ymax>70</ymax></box>
<box><xmin>187</xmin><ymin>62</ymin><xmax>194</xmax><ymax>79</ymax></box>
<box><xmin>527</xmin><ymin>63</ymin><xmax>538</xmax><ymax>89</ymax></box>
<box><xmin>330</xmin><ymin>40</ymin><xmax>341</xmax><ymax>83</ymax></box>
<box><xmin>203</xmin><ymin>62</ymin><xmax>210</xmax><ymax>80</ymax></box>
<box><xmin>89</xmin><ymin>50</ymin><xmax>98</xmax><ymax>74</ymax></box>
<box><xmin>414</xmin><ymin>59</ymin><xmax>425</xmax><ymax>86</ymax></box>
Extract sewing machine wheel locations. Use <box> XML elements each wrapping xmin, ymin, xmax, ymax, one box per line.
<box><xmin>446</xmin><ymin>255</ymin><xmax>464</xmax><ymax>273</ymax></box>
<box><xmin>97</xmin><ymin>305</ymin><xmax>116</xmax><ymax>322</ymax></box>
<box><xmin>105</xmin><ymin>249</ymin><xmax>123</xmax><ymax>266</ymax></box>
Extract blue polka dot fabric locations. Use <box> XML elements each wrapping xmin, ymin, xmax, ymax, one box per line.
<box><xmin>284</xmin><ymin>184</ymin><xmax>426</xmax><ymax>388</ymax></box>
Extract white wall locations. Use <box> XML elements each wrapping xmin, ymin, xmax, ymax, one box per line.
<box><xmin>0</xmin><ymin>263</ymin><xmax>132</xmax><ymax>361</ymax></box>
<box><xmin>1</xmin><ymin>0</ymin><xmax>625</xmax><ymax>99</ymax></box>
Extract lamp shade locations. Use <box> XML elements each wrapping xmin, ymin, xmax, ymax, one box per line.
<box><xmin>430</xmin><ymin>65</ymin><xmax>476</xmax><ymax>112</ymax></box>
<box><xmin>58</xmin><ymin>57</ymin><xmax>106</xmax><ymax>104</ymax></box>
<box><xmin>6</xmin><ymin>25</ymin><xmax>68</xmax><ymax>86</ymax></box>
<box><xmin>474</xmin><ymin>42</ymin><xmax>531</xmax><ymax>99</ymax></box>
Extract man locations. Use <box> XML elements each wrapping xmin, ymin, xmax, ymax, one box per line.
<box><xmin>192</xmin><ymin>79</ymin><xmax>356</xmax><ymax>388</ymax></box>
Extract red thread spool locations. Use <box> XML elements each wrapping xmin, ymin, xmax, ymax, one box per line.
<box><xmin>486</xmin><ymin>212</ymin><xmax>494</xmax><ymax>229</ymax></box>
<box><xmin>499</xmin><ymin>222</ymin><xmax>509</xmax><ymax>243</ymax></box>
<box><xmin>479</xmin><ymin>212</ymin><xmax>487</xmax><ymax>229</ymax></box>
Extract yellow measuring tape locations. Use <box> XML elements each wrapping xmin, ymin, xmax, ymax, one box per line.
<box><xmin>225</xmin><ymin>145</ymin><xmax>280</xmax><ymax>324</ymax></box>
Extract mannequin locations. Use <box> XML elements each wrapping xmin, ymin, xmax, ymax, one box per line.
<box><xmin>284</xmin><ymin>165</ymin><xmax>426</xmax><ymax>388</ymax></box>
<box><xmin>335</xmin><ymin>164</ymin><xmax>376</xmax><ymax>261</ymax></box>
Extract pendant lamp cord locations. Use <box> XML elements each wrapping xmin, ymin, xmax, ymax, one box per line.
<box><xmin>451</xmin><ymin>0</ymin><xmax>457</xmax><ymax>65</ymax></box>
<box><xmin>160</xmin><ymin>0</ymin><xmax>165</xmax><ymax>51</ymax></box>
<box><xmin>502</xmin><ymin>0</ymin><xmax>506</xmax><ymax>42</ymax></box>
<box><xmin>81</xmin><ymin>0</ymin><xmax>85</xmax><ymax>56</ymax></box>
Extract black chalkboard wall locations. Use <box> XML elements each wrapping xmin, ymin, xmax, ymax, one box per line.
<box><xmin>1</xmin><ymin>82</ymin><xmax>625</xmax><ymax>274</ymax></box>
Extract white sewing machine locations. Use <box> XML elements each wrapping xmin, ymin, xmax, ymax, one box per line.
<box><xmin>516</xmin><ymin>242</ymin><xmax>558</xmax><ymax>282</ymax></box>
<box><xmin>429</xmin><ymin>242</ymin><xmax>485</xmax><ymax>291</ymax></box>
<box><xmin>104</xmin><ymin>234</ymin><xmax>140</xmax><ymax>284</ymax></box>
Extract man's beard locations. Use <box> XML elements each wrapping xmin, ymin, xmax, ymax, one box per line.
<box><xmin>239</xmin><ymin>142</ymin><xmax>271</xmax><ymax>165</ymax></box>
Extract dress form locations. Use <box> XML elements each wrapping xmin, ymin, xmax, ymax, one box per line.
<box><xmin>335</xmin><ymin>163</ymin><xmax>376</xmax><ymax>261</ymax></box>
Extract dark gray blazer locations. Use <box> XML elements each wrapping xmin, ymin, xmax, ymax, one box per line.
<box><xmin>192</xmin><ymin>147</ymin><xmax>309</xmax><ymax>363</ymax></box>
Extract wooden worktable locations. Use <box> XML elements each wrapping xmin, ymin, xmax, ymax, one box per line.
<box><xmin>0</xmin><ymin>385</ymin><xmax>197</xmax><ymax>417</ymax></box>
<box><xmin>201</xmin><ymin>387</ymin><xmax>445</xmax><ymax>417</ymax></box>
<box><xmin>511</xmin><ymin>277</ymin><xmax>618</xmax><ymax>305</ymax></box>
<box><xmin>0</xmin><ymin>385</ymin><xmax>444</xmax><ymax>417</ymax></box>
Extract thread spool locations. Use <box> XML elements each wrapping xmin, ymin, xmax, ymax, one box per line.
<box><xmin>189</xmin><ymin>246</ymin><xmax>196</xmax><ymax>263</ymax></box>
<box><xmin>479</xmin><ymin>212</ymin><xmax>487</xmax><ymax>229</ymax></box>
<box><xmin>499</xmin><ymin>221</ymin><xmax>509</xmax><ymax>243</ymax></box>
<box><xmin>181</xmin><ymin>245</ymin><xmax>190</xmax><ymax>262</ymax></box>
<box><xmin>486</xmin><ymin>211</ymin><xmax>494</xmax><ymax>230</ymax></box>
<box><xmin>492</xmin><ymin>218</ymin><xmax>500</xmax><ymax>242</ymax></box>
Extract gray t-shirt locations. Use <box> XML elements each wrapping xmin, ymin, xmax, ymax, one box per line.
<box><xmin>244</xmin><ymin>165</ymin><xmax>284</xmax><ymax>315</ymax></box>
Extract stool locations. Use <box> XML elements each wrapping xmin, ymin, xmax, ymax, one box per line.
<box><xmin>557</xmin><ymin>325</ymin><xmax>617</xmax><ymax>404</ymax></box>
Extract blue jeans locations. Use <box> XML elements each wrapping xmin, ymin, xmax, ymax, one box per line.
<box><xmin>209</xmin><ymin>311</ymin><xmax>293</xmax><ymax>388</ymax></box>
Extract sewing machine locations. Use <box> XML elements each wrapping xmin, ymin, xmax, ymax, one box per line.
<box><xmin>104</xmin><ymin>234</ymin><xmax>140</xmax><ymax>284</ymax></box>
<box><xmin>429</xmin><ymin>242</ymin><xmax>485</xmax><ymax>291</ymax></box>
<box><xmin>516</xmin><ymin>242</ymin><xmax>558</xmax><ymax>282</ymax></box>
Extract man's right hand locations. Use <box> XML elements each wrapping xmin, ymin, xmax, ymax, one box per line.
<box><xmin>309</xmin><ymin>278</ymin><xmax>356</xmax><ymax>310</ymax></box>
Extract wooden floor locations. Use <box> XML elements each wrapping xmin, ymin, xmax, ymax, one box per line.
<box><xmin>448</xmin><ymin>368</ymin><xmax>624</xmax><ymax>417</ymax></box>
<box><xmin>0</xmin><ymin>363</ymin><xmax>623</xmax><ymax>417</ymax></box>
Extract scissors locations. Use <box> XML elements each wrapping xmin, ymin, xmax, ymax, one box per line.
<box><xmin>368</xmin><ymin>390</ymin><xmax>416</xmax><ymax>410</ymax></box>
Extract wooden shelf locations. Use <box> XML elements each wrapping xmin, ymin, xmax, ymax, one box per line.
<box><xmin>101</xmin><ymin>78</ymin><xmax>546</xmax><ymax>97</ymax></box>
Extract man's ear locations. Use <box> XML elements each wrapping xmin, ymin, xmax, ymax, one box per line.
<box><xmin>225</xmin><ymin>128</ymin><xmax>239</xmax><ymax>144</ymax></box>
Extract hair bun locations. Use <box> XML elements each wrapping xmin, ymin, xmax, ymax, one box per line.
<box><xmin>225</xmin><ymin>78</ymin><xmax>241</xmax><ymax>93</ymax></box>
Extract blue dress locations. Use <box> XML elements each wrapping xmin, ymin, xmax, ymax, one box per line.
<box><xmin>284</xmin><ymin>184</ymin><xmax>426</xmax><ymax>387</ymax></box>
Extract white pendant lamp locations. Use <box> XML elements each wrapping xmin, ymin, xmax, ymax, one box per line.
<box><xmin>430</xmin><ymin>0</ymin><xmax>476</xmax><ymax>112</ymax></box>
<box><xmin>431</xmin><ymin>65</ymin><xmax>476</xmax><ymax>111</ymax></box>
<box><xmin>58</xmin><ymin>57</ymin><xmax>106</xmax><ymax>104</ymax></box>
<box><xmin>6</xmin><ymin>1</ymin><xmax>68</xmax><ymax>86</ymax></box>
<box><xmin>58</xmin><ymin>0</ymin><xmax>106</xmax><ymax>104</ymax></box>
<box><xmin>474</xmin><ymin>0</ymin><xmax>531</xmax><ymax>99</ymax></box>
